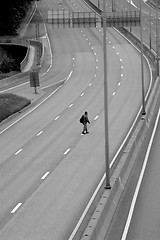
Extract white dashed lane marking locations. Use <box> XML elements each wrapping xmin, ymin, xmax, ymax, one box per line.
<box><xmin>55</xmin><ymin>116</ymin><xmax>60</xmax><ymax>120</ymax></box>
<box><xmin>37</xmin><ymin>131</ymin><xmax>43</xmax><ymax>136</ymax></box>
<box><xmin>41</xmin><ymin>172</ymin><xmax>50</xmax><ymax>180</ymax></box>
<box><xmin>69</xmin><ymin>104</ymin><xmax>73</xmax><ymax>108</ymax></box>
<box><xmin>94</xmin><ymin>115</ymin><xmax>99</xmax><ymax>120</ymax></box>
<box><xmin>15</xmin><ymin>149</ymin><xmax>22</xmax><ymax>155</ymax></box>
<box><xmin>64</xmin><ymin>148</ymin><xmax>70</xmax><ymax>155</ymax></box>
<box><xmin>11</xmin><ymin>203</ymin><xmax>22</xmax><ymax>213</ymax></box>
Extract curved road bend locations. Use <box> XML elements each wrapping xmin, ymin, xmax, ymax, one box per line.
<box><xmin>0</xmin><ymin>0</ymin><xmax>151</xmax><ymax>239</ymax></box>
<box><xmin>92</xmin><ymin>0</ymin><xmax>159</xmax><ymax>54</ymax></box>
<box><xmin>99</xmin><ymin>0</ymin><xmax>160</xmax><ymax>52</ymax></box>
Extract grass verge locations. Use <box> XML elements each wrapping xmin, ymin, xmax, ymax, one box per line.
<box><xmin>0</xmin><ymin>93</ymin><xmax>31</xmax><ymax>122</ymax></box>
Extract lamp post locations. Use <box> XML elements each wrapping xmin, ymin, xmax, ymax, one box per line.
<box><xmin>102</xmin><ymin>0</ymin><xmax>111</xmax><ymax>189</ymax></box>
<box><xmin>149</xmin><ymin>5</ymin><xmax>152</xmax><ymax>50</ymax></box>
<box><xmin>112</xmin><ymin>0</ymin><xmax>116</xmax><ymax>12</ymax></box>
<box><xmin>156</xmin><ymin>0</ymin><xmax>159</xmax><ymax>76</ymax></box>
<box><xmin>128</xmin><ymin>0</ymin><xmax>132</xmax><ymax>32</ymax></box>
<box><xmin>98</xmin><ymin>0</ymin><xmax>100</xmax><ymax>8</ymax></box>
<box><xmin>140</xmin><ymin>0</ymin><xmax>146</xmax><ymax>115</ymax></box>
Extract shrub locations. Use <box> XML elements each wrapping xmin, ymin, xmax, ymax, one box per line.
<box><xmin>0</xmin><ymin>93</ymin><xmax>31</xmax><ymax>122</ymax></box>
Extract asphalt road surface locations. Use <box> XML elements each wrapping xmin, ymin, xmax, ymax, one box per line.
<box><xmin>0</xmin><ymin>0</ymin><xmax>151</xmax><ymax>239</ymax></box>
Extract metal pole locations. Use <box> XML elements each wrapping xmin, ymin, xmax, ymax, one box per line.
<box><xmin>156</xmin><ymin>0</ymin><xmax>159</xmax><ymax>76</ymax></box>
<box><xmin>98</xmin><ymin>0</ymin><xmax>100</xmax><ymax>8</ymax></box>
<box><xmin>103</xmin><ymin>0</ymin><xmax>111</xmax><ymax>189</ymax></box>
<box><xmin>112</xmin><ymin>0</ymin><xmax>115</xmax><ymax>12</ymax></box>
<box><xmin>149</xmin><ymin>6</ymin><xmax>152</xmax><ymax>50</ymax></box>
<box><xmin>129</xmin><ymin>0</ymin><xmax>132</xmax><ymax>32</ymax></box>
<box><xmin>140</xmin><ymin>0</ymin><xmax>146</xmax><ymax>115</ymax></box>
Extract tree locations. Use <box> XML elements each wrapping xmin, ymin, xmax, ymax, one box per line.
<box><xmin>0</xmin><ymin>0</ymin><xmax>34</xmax><ymax>36</ymax></box>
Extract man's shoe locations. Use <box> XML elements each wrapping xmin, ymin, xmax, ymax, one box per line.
<box><xmin>86</xmin><ymin>131</ymin><xmax>89</xmax><ymax>134</ymax></box>
<box><xmin>82</xmin><ymin>132</ymin><xmax>85</xmax><ymax>134</ymax></box>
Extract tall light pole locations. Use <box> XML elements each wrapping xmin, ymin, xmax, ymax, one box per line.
<box><xmin>102</xmin><ymin>0</ymin><xmax>111</xmax><ymax>189</ymax></box>
<box><xmin>140</xmin><ymin>0</ymin><xmax>146</xmax><ymax>115</ymax></box>
<box><xmin>149</xmin><ymin>5</ymin><xmax>152</xmax><ymax>50</ymax></box>
<box><xmin>112</xmin><ymin>0</ymin><xmax>115</xmax><ymax>12</ymax></box>
<box><xmin>128</xmin><ymin>0</ymin><xmax>132</xmax><ymax>32</ymax></box>
<box><xmin>156</xmin><ymin>0</ymin><xmax>159</xmax><ymax>76</ymax></box>
<box><xmin>98</xmin><ymin>0</ymin><xmax>100</xmax><ymax>9</ymax></box>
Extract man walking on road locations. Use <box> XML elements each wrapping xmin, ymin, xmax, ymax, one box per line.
<box><xmin>81</xmin><ymin>111</ymin><xmax>90</xmax><ymax>135</ymax></box>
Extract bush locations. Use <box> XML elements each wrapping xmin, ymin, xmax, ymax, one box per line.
<box><xmin>0</xmin><ymin>0</ymin><xmax>35</xmax><ymax>36</ymax></box>
<box><xmin>0</xmin><ymin>93</ymin><xmax>31</xmax><ymax>122</ymax></box>
<box><xmin>0</xmin><ymin>56</ymin><xmax>19</xmax><ymax>73</ymax></box>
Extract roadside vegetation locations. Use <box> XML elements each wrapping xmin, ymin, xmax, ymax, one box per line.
<box><xmin>0</xmin><ymin>0</ymin><xmax>35</xmax><ymax>36</ymax></box>
<box><xmin>0</xmin><ymin>93</ymin><xmax>31</xmax><ymax>122</ymax></box>
<box><xmin>0</xmin><ymin>0</ymin><xmax>35</xmax><ymax>75</ymax></box>
<box><xmin>0</xmin><ymin>0</ymin><xmax>33</xmax><ymax>122</ymax></box>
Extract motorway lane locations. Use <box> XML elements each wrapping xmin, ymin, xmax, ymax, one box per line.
<box><xmin>0</xmin><ymin>1</ymin><xmax>151</xmax><ymax>240</ymax></box>
<box><xmin>0</xmin><ymin>32</ymin><xmax>151</xmax><ymax>240</ymax></box>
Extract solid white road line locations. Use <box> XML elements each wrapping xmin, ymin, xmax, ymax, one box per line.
<box><xmin>121</xmin><ymin>107</ymin><xmax>160</xmax><ymax>240</ymax></box>
<box><xmin>11</xmin><ymin>203</ymin><xmax>22</xmax><ymax>213</ymax></box>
